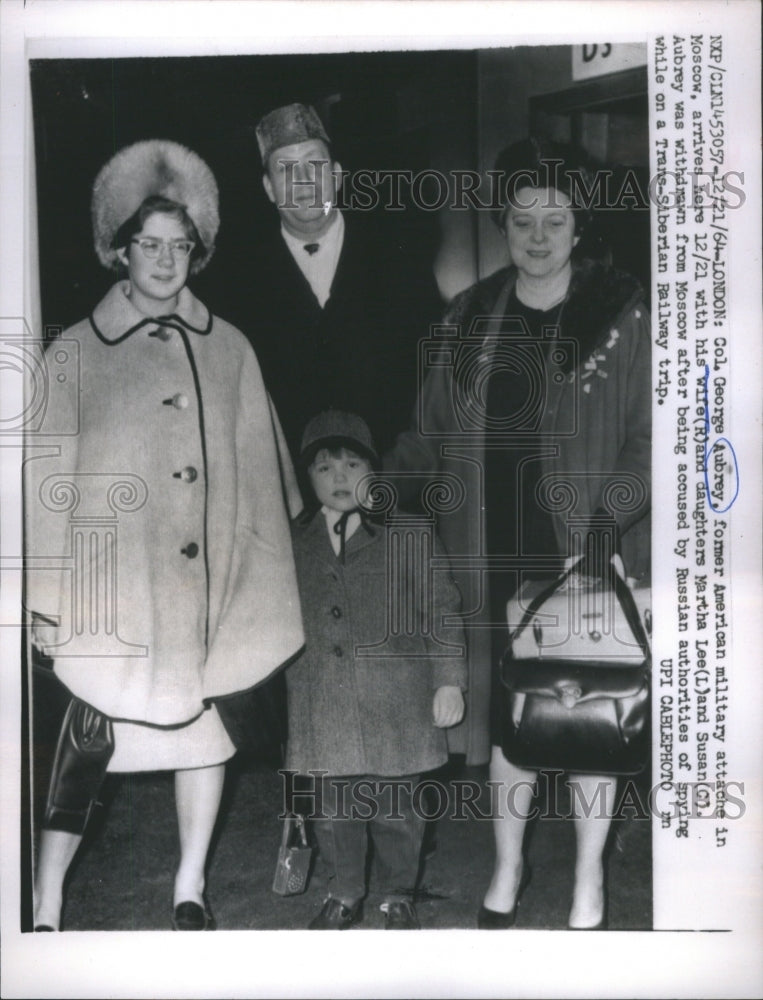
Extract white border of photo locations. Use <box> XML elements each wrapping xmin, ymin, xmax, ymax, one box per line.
<box><xmin>1</xmin><ymin>3</ymin><xmax>760</xmax><ymax>998</ymax></box>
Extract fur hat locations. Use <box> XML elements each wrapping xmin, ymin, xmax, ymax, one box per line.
<box><xmin>91</xmin><ymin>139</ymin><xmax>220</xmax><ymax>274</ymax></box>
<box><xmin>256</xmin><ymin>103</ymin><xmax>331</xmax><ymax>166</ymax></box>
<box><xmin>300</xmin><ymin>410</ymin><xmax>378</xmax><ymax>467</ymax></box>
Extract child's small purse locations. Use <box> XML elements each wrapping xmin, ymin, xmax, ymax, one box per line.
<box><xmin>272</xmin><ymin>813</ymin><xmax>313</xmax><ymax>896</ymax></box>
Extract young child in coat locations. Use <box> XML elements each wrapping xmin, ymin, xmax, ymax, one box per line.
<box><xmin>285</xmin><ymin>410</ymin><xmax>467</xmax><ymax>930</ymax></box>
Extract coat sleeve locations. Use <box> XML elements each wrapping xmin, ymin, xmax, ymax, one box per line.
<box><xmin>203</xmin><ymin>340</ymin><xmax>304</xmax><ymax>695</ymax></box>
<box><xmin>428</xmin><ymin>531</ymin><xmax>468</xmax><ymax>691</ymax></box>
<box><xmin>267</xmin><ymin>391</ymin><xmax>304</xmax><ymax>520</ymax></box>
<box><xmin>382</xmin><ymin>292</ymin><xmax>467</xmax><ymax>505</ymax></box>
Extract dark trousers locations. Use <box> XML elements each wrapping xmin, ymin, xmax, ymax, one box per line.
<box><xmin>301</xmin><ymin>774</ymin><xmax>425</xmax><ymax>906</ymax></box>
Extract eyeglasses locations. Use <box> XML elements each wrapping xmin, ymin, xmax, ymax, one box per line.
<box><xmin>130</xmin><ymin>238</ymin><xmax>196</xmax><ymax>259</ymax></box>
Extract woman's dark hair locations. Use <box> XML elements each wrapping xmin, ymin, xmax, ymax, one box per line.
<box><xmin>112</xmin><ymin>195</ymin><xmax>204</xmax><ymax>266</ymax></box>
<box><xmin>492</xmin><ymin>136</ymin><xmax>598</xmax><ymax>241</ymax></box>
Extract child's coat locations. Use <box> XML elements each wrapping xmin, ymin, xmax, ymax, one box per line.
<box><xmin>286</xmin><ymin>512</ymin><xmax>467</xmax><ymax>777</ymax></box>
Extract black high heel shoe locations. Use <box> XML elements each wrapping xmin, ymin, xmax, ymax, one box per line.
<box><xmin>477</xmin><ymin>865</ymin><xmax>532</xmax><ymax>929</ymax></box>
<box><xmin>172</xmin><ymin>899</ymin><xmax>216</xmax><ymax>931</ymax></box>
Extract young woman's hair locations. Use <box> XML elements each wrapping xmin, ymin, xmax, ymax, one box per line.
<box><xmin>112</xmin><ymin>195</ymin><xmax>204</xmax><ymax>266</ymax></box>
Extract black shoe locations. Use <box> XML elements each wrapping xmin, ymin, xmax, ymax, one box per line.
<box><xmin>172</xmin><ymin>900</ymin><xmax>215</xmax><ymax>931</ymax></box>
<box><xmin>477</xmin><ymin>865</ymin><xmax>532</xmax><ymax>929</ymax></box>
<box><xmin>308</xmin><ymin>897</ymin><xmax>363</xmax><ymax>930</ymax></box>
<box><xmin>383</xmin><ymin>899</ymin><xmax>420</xmax><ymax>930</ymax></box>
<box><xmin>34</xmin><ymin>925</ymin><xmax>55</xmax><ymax>932</ymax></box>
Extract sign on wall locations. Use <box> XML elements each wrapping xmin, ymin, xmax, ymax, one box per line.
<box><xmin>572</xmin><ymin>42</ymin><xmax>648</xmax><ymax>80</ymax></box>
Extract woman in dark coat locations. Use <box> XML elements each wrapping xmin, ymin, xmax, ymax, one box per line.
<box><xmin>386</xmin><ymin>137</ymin><xmax>651</xmax><ymax>929</ymax></box>
<box><xmin>27</xmin><ymin>140</ymin><xmax>303</xmax><ymax>931</ymax></box>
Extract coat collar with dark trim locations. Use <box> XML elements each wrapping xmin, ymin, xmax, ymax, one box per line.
<box><xmin>89</xmin><ymin>281</ymin><xmax>213</xmax><ymax>345</ymax></box>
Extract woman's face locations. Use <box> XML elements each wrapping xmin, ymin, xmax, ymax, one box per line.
<box><xmin>504</xmin><ymin>186</ymin><xmax>579</xmax><ymax>283</ymax></box>
<box><xmin>116</xmin><ymin>212</ymin><xmax>192</xmax><ymax>314</ymax></box>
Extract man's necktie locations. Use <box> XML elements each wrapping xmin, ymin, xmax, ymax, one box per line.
<box><xmin>303</xmin><ymin>243</ymin><xmax>320</xmax><ymax>255</ymax></box>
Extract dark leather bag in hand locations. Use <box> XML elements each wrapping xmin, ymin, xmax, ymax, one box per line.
<box><xmin>501</xmin><ymin>558</ymin><xmax>651</xmax><ymax>775</ymax></box>
<box><xmin>44</xmin><ymin>696</ymin><xmax>115</xmax><ymax>833</ymax></box>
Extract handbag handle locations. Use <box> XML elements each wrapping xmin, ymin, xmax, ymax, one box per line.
<box><xmin>280</xmin><ymin>813</ymin><xmax>308</xmax><ymax>851</ymax></box>
<box><xmin>510</xmin><ymin>558</ymin><xmax>651</xmax><ymax>661</ymax></box>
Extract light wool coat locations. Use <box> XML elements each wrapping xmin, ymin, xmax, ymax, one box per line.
<box><xmin>25</xmin><ymin>282</ymin><xmax>304</xmax><ymax>727</ymax></box>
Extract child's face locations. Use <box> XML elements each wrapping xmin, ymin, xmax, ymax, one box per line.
<box><xmin>308</xmin><ymin>447</ymin><xmax>372</xmax><ymax>513</ymax></box>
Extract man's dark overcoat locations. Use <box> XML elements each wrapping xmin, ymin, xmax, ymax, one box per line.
<box><xmin>197</xmin><ymin>212</ymin><xmax>443</xmax><ymax>460</ymax></box>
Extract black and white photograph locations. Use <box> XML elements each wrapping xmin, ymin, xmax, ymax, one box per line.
<box><xmin>1</xmin><ymin>2</ymin><xmax>760</xmax><ymax>998</ymax></box>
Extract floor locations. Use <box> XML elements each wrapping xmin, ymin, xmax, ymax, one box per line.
<box><xmin>24</xmin><ymin>753</ymin><xmax>652</xmax><ymax>933</ymax></box>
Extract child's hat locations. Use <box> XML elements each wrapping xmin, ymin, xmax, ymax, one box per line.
<box><xmin>256</xmin><ymin>103</ymin><xmax>331</xmax><ymax>165</ymax></box>
<box><xmin>91</xmin><ymin>139</ymin><xmax>220</xmax><ymax>274</ymax></box>
<box><xmin>300</xmin><ymin>410</ymin><xmax>378</xmax><ymax>467</ymax></box>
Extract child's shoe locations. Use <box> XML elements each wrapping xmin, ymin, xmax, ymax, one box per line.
<box><xmin>381</xmin><ymin>898</ymin><xmax>420</xmax><ymax>929</ymax></box>
<box><xmin>308</xmin><ymin>897</ymin><xmax>363</xmax><ymax>930</ymax></box>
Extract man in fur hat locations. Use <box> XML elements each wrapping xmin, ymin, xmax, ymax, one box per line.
<box><xmin>257</xmin><ymin>102</ymin><xmax>340</xmax><ymax>253</ymax></box>
<box><xmin>199</xmin><ymin>102</ymin><xmax>442</xmax><ymax>466</ymax></box>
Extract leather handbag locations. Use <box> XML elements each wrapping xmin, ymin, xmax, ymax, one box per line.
<box><xmin>272</xmin><ymin>813</ymin><xmax>313</xmax><ymax>896</ymax></box>
<box><xmin>500</xmin><ymin>560</ymin><xmax>651</xmax><ymax>775</ymax></box>
<box><xmin>44</xmin><ymin>696</ymin><xmax>115</xmax><ymax>834</ymax></box>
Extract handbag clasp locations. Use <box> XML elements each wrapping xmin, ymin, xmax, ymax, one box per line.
<box><xmin>557</xmin><ymin>683</ymin><xmax>583</xmax><ymax>709</ymax></box>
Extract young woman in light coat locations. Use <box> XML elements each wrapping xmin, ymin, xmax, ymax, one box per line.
<box><xmin>26</xmin><ymin>140</ymin><xmax>303</xmax><ymax>931</ymax></box>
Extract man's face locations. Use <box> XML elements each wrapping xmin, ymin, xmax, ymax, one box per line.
<box><xmin>262</xmin><ymin>139</ymin><xmax>342</xmax><ymax>238</ymax></box>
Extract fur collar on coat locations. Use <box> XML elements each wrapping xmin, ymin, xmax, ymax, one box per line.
<box><xmin>446</xmin><ymin>258</ymin><xmax>644</xmax><ymax>365</ymax></box>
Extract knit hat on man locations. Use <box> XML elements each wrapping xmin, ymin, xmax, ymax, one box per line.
<box><xmin>299</xmin><ymin>410</ymin><xmax>378</xmax><ymax>468</ymax></box>
<box><xmin>91</xmin><ymin>139</ymin><xmax>220</xmax><ymax>274</ymax></box>
<box><xmin>256</xmin><ymin>103</ymin><xmax>331</xmax><ymax>166</ymax></box>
